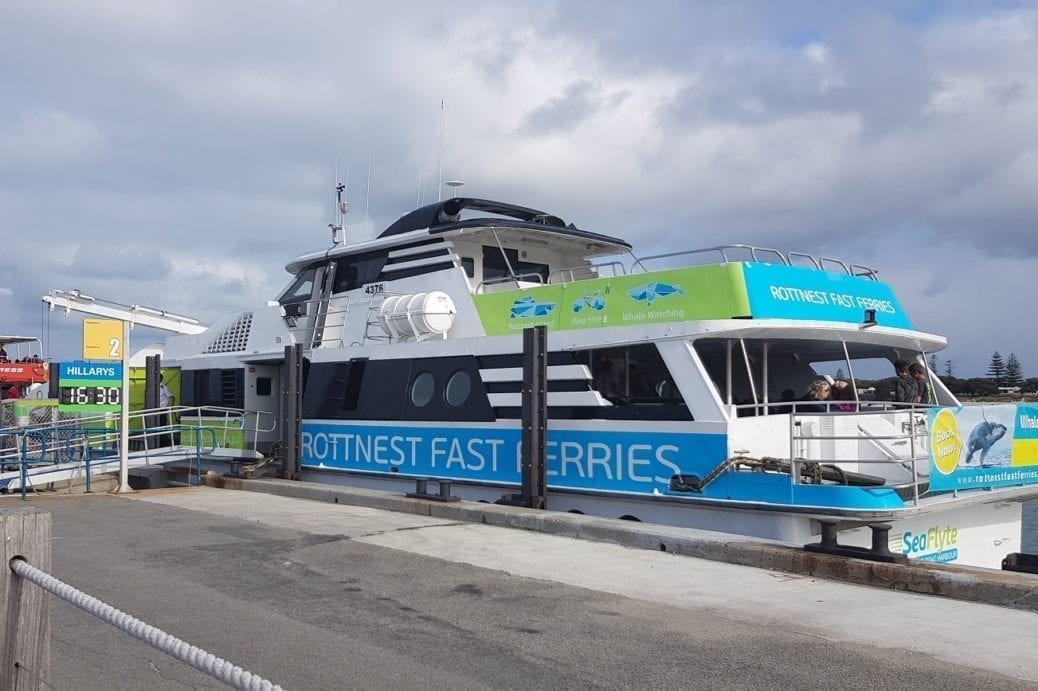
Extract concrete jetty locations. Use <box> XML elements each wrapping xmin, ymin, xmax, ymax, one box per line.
<box><xmin>10</xmin><ymin>485</ymin><xmax>1038</xmax><ymax>689</ymax></box>
<box><xmin>205</xmin><ymin>475</ymin><xmax>1038</xmax><ymax>613</ymax></box>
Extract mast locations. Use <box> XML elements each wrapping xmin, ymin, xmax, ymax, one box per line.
<box><xmin>329</xmin><ymin>180</ymin><xmax>348</xmax><ymax>246</ymax></box>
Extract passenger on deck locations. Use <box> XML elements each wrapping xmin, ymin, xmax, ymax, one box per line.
<box><xmin>892</xmin><ymin>360</ymin><xmax>916</xmax><ymax>405</ymax></box>
<box><xmin>0</xmin><ymin>347</ymin><xmax>7</xmax><ymax>363</ymax></box>
<box><xmin>831</xmin><ymin>380</ymin><xmax>857</xmax><ymax>412</ymax></box>
<box><xmin>908</xmin><ymin>363</ymin><xmax>932</xmax><ymax>405</ymax></box>
<box><xmin>5</xmin><ymin>385</ymin><xmax>21</xmax><ymax>400</ymax></box>
<box><xmin>799</xmin><ymin>379</ymin><xmax>831</xmax><ymax>412</ymax></box>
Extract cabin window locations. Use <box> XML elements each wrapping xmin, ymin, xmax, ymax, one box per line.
<box><xmin>410</xmin><ymin>372</ymin><xmax>435</xmax><ymax>407</ymax></box>
<box><xmin>256</xmin><ymin>377</ymin><xmax>272</xmax><ymax>396</ymax></box>
<box><xmin>445</xmin><ymin>370</ymin><xmax>472</xmax><ymax>407</ymax></box>
<box><xmin>461</xmin><ymin>257</ymin><xmax>475</xmax><ymax>278</ymax></box>
<box><xmin>573</xmin><ymin>344</ymin><xmax>680</xmax><ymax>405</ymax></box>
<box><xmin>692</xmin><ymin>338</ymin><xmax>953</xmax><ymax>412</ymax></box>
<box><xmin>482</xmin><ymin>246</ymin><xmax>548</xmax><ymax>284</ymax></box>
<box><xmin>278</xmin><ymin>268</ymin><xmax>317</xmax><ymax>305</ymax></box>
<box><xmin>332</xmin><ymin>250</ymin><xmax>388</xmax><ymax>292</ymax></box>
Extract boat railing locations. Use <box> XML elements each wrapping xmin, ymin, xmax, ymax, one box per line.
<box><xmin>789</xmin><ymin>404</ymin><xmax>934</xmax><ymax>506</ymax></box>
<box><xmin>631</xmin><ymin>244</ymin><xmax>880</xmax><ymax>280</ymax></box>
<box><xmin>477</xmin><ymin>272</ymin><xmax>546</xmax><ymax>293</ymax></box>
<box><xmin>548</xmin><ymin>261</ymin><xmax>626</xmax><ymax>284</ymax></box>
<box><xmin>730</xmin><ymin>401</ymin><xmax>937</xmax><ymax>505</ymax></box>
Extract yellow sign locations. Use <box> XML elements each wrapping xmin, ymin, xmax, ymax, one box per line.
<box><xmin>83</xmin><ymin>319</ymin><xmax>125</xmax><ymax>361</ymax></box>
<box><xmin>929</xmin><ymin>408</ymin><xmax>963</xmax><ymax>476</ymax></box>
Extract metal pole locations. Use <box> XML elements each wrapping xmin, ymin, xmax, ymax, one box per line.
<box><xmin>520</xmin><ymin>326</ymin><xmax>547</xmax><ymax>509</ymax></box>
<box><xmin>281</xmin><ymin>345</ymin><xmax>302</xmax><ymax>480</ymax></box>
<box><xmin>116</xmin><ymin>320</ymin><xmax>132</xmax><ymax>493</ymax></box>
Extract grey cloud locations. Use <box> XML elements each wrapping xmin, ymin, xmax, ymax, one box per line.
<box><xmin>519</xmin><ymin>80</ymin><xmax>625</xmax><ymax>135</ymax></box>
<box><xmin>1</xmin><ymin>0</ymin><xmax>1037</xmax><ymax>378</ymax></box>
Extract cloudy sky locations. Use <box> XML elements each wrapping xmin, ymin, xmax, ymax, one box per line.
<box><xmin>2</xmin><ymin>1</ymin><xmax>1036</xmax><ymax>377</ymax></box>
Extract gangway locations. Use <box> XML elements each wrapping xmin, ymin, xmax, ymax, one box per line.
<box><xmin>0</xmin><ymin>405</ymin><xmax>272</xmax><ymax>494</ymax></box>
<box><xmin>42</xmin><ymin>290</ymin><xmax>208</xmax><ymax>335</ymax></box>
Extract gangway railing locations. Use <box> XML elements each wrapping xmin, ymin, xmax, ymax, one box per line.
<box><xmin>1</xmin><ymin>405</ymin><xmax>276</xmax><ymax>497</ymax></box>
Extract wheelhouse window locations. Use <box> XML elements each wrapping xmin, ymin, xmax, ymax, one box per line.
<box><xmin>278</xmin><ymin>268</ymin><xmax>317</xmax><ymax>305</ymax></box>
<box><xmin>332</xmin><ymin>250</ymin><xmax>388</xmax><ymax>293</ymax></box>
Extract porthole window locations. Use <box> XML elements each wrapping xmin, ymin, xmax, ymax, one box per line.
<box><xmin>444</xmin><ymin>370</ymin><xmax>472</xmax><ymax>407</ymax></box>
<box><xmin>410</xmin><ymin>372</ymin><xmax>435</xmax><ymax>407</ymax></box>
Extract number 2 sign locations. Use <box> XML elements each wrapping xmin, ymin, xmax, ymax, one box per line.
<box><xmin>83</xmin><ymin>319</ymin><xmax>124</xmax><ymax>361</ymax></box>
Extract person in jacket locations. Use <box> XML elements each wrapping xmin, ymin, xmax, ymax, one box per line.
<box><xmin>892</xmin><ymin>360</ymin><xmax>917</xmax><ymax>404</ymax></box>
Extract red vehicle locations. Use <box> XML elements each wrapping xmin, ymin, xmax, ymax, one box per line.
<box><xmin>0</xmin><ymin>336</ymin><xmax>49</xmax><ymax>398</ymax></box>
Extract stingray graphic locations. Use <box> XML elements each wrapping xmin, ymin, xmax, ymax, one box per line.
<box><xmin>572</xmin><ymin>291</ymin><xmax>606</xmax><ymax>313</ymax></box>
<box><xmin>626</xmin><ymin>282</ymin><xmax>685</xmax><ymax>306</ymax></box>
<box><xmin>963</xmin><ymin>421</ymin><xmax>1007</xmax><ymax>465</ymax></box>
<box><xmin>509</xmin><ymin>295</ymin><xmax>556</xmax><ymax>319</ymax></box>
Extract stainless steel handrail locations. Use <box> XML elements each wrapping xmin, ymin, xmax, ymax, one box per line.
<box><xmin>476</xmin><ymin>272</ymin><xmax>546</xmax><ymax>293</ymax></box>
<box><xmin>547</xmin><ymin>261</ymin><xmax>626</xmax><ymax>284</ymax></box>
<box><xmin>630</xmin><ymin>244</ymin><xmax>880</xmax><ymax>279</ymax></box>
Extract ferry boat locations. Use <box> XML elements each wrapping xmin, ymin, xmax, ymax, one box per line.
<box><xmin>0</xmin><ymin>336</ymin><xmax>49</xmax><ymax>399</ymax></box>
<box><xmin>90</xmin><ymin>198</ymin><xmax>1038</xmax><ymax>567</ymax></box>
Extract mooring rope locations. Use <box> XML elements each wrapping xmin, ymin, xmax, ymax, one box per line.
<box><xmin>9</xmin><ymin>558</ymin><xmax>283</xmax><ymax>691</ymax></box>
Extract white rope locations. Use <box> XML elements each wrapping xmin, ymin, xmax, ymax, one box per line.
<box><xmin>9</xmin><ymin>558</ymin><xmax>283</xmax><ymax>691</ymax></box>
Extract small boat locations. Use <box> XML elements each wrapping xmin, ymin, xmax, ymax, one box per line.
<box><xmin>0</xmin><ymin>336</ymin><xmax>49</xmax><ymax>398</ymax></box>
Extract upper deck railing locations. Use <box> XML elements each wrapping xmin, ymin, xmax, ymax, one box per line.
<box><xmin>630</xmin><ymin>244</ymin><xmax>880</xmax><ymax>280</ymax></box>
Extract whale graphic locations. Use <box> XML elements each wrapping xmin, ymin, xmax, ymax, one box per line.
<box><xmin>572</xmin><ymin>291</ymin><xmax>606</xmax><ymax>313</ymax></box>
<box><xmin>963</xmin><ymin>421</ymin><xmax>1007</xmax><ymax>465</ymax></box>
<box><xmin>626</xmin><ymin>282</ymin><xmax>685</xmax><ymax>306</ymax></box>
<box><xmin>509</xmin><ymin>295</ymin><xmax>556</xmax><ymax>319</ymax></box>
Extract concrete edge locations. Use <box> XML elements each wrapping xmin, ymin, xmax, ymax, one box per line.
<box><xmin>200</xmin><ymin>475</ymin><xmax>1038</xmax><ymax>612</ymax></box>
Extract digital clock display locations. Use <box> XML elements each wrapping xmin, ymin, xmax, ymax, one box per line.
<box><xmin>58</xmin><ymin>386</ymin><xmax>122</xmax><ymax>406</ymax></box>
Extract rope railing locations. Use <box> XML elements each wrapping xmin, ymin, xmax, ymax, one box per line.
<box><xmin>9</xmin><ymin>557</ymin><xmax>283</xmax><ymax>690</ymax></box>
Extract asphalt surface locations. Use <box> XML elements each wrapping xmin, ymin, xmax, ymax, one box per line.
<box><xmin>10</xmin><ymin>490</ymin><xmax>1037</xmax><ymax>690</ymax></box>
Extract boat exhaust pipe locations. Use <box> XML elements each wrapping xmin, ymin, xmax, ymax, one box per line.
<box><xmin>437</xmin><ymin>198</ymin><xmax>463</xmax><ymax>224</ymax></box>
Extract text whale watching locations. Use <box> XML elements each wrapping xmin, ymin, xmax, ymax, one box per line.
<box><xmin>16</xmin><ymin>194</ymin><xmax>1038</xmax><ymax>569</ymax></box>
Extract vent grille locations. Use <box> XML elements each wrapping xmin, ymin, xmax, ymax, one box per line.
<box><xmin>204</xmin><ymin>312</ymin><xmax>253</xmax><ymax>353</ymax></box>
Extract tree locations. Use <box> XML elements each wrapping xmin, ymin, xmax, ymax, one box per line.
<box><xmin>944</xmin><ymin>359</ymin><xmax>955</xmax><ymax>376</ymax></box>
<box><xmin>835</xmin><ymin>367</ymin><xmax>846</xmax><ymax>380</ymax></box>
<box><xmin>988</xmin><ymin>351</ymin><xmax>1006</xmax><ymax>385</ymax></box>
<box><xmin>1006</xmin><ymin>353</ymin><xmax>1024</xmax><ymax>387</ymax></box>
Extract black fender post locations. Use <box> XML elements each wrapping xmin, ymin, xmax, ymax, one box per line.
<box><xmin>521</xmin><ymin>325</ymin><xmax>547</xmax><ymax>509</ymax></box>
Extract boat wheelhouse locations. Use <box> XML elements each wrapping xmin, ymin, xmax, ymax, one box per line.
<box><xmin>147</xmin><ymin>198</ymin><xmax>1038</xmax><ymax>568</ymax></box>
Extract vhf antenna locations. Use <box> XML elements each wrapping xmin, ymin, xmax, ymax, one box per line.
<box><xmin>329</xmin><ymin>162</ymin><xmax>348</xmax><ymax>245</ymax></box>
